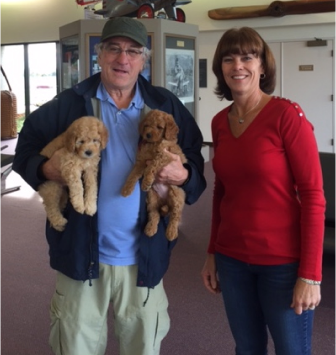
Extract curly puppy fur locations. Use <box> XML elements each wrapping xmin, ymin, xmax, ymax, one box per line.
<box><xmin>121</xmin><ymin>109</ymin><xmax>187</xmax><ymax>241</ymax></box>
<box><xmin>38</xmin><ymin>116</ymin><xmax>109</xmax><ymax>231</ymax></box>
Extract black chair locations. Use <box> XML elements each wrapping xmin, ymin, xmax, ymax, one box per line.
<box><xmin>319</xmin><ymin>152</ymin><xmax>335</xmax><ymax>253</ymax></box>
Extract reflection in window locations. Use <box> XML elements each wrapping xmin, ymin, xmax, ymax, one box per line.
<box><xmin>28</xmin><ymin>43</ymin><xmax>57</xmax><ymax>113</ymax></box>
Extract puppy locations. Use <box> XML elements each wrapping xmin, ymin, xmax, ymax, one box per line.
<box><xmin>38</xmin><ymin>116</ymin><xmax>108</xmax><ymax>231</ymax></box>
<box><xmin>121</xmin><ymin>109</ymin><xmax>187</xmax><ymax>241</ymax></box>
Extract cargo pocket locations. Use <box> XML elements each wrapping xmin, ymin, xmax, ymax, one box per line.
<box><xmin>49</xmin><ymin>290</ymin><xmax>65</xmax><ymax>355</ymax></box>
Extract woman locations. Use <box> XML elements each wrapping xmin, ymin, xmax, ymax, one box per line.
<box><xmin>201</xmin><ymin>27</ymin><xmax>325</xmax><ymax>355</ymax></box>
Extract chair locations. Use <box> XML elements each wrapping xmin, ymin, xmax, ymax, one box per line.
<box><xmin>0</xmin><ymin>145</ymin><xmax>20</xmax><ymax>196</ymax></box>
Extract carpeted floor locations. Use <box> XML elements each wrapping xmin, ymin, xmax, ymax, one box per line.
<box><xmin>1</xmin><ymin>138</ymin><xmax>335</xmax><ymax>354</ymax></box>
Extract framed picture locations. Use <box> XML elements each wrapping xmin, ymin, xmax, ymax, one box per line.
<box><xmin>61</xmin><ymin>35</ymin><xmax>80</xmax><ymax>90</ymax></box>
<box><xmin>165</xmin><ymin>35</ymin><xmax>195</xmax><ymax>116</ymax></box>
<box><xmin>165</xmin><ymin>48</ymin><xmax>194</xmax><ymax>103</ymax></box>
<box><xmin>141</xmin><ymin>33</ymin><xmax>153</xmax><ymax>84</ymax></box>
<box><xmin>86</xmin><ymin>33</ymin><xmax>101</xmax><ymax>77</ymax></box>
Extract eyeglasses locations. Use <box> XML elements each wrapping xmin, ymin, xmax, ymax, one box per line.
<box><xmin>103</xmin><ymin>44</ymin><xmax>144</xmax><ymax>59</ymax></box>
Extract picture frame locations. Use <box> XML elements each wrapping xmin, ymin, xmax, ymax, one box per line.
<box><xmin>141</xmin><ymin>33</ymin><xmax>153</xmax><ymax>84</ymax></box>
<box><xmin>86</xmin><ymin>33</ymin><xmax>101</xmax><ymax>77</ymax></box>
<box><xmin>61</xmin><ymin>35</ymin><xmax>80</xmax><ymax>90</ymax></box>
<box><xmin>165</xmin><ymin>35</ymin><xmax>195</xmax><ymax>116</ymax></box>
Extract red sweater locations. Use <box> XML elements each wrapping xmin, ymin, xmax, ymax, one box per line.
<box><xmin>208</xmin><ymin>97</ymin><xmax>325</xmax><ymax>280</ymax></box>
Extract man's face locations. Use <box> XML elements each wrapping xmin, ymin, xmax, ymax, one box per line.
<box><xmin>98</xmin><ymin>36</ymin><xmax>145</xmax><ymax>92</ymax></box>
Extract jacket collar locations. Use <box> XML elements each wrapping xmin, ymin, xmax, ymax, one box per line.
<box><xmin>73</xmin><ymin>73</ymin><xmax>167</xmax><ymax>107</ymax></box>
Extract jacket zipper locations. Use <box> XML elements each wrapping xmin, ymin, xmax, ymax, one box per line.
<box><xmin>87</xmin><ymin>218</ymin><xmax>94</xmax><ymax>286</ymax></box>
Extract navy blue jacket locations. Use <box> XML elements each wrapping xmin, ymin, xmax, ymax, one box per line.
<box><xmin>13</xmin><ymin>73</ymin><xmax>206</xmax><ymax>288</ymax></box>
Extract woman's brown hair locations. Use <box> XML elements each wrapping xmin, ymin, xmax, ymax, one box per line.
<box><xmin>212</xmin><ymin>27</ymin><xmax>276</xmax><ymax>101</ymax></box>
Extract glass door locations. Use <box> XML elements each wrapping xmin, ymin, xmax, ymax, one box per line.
<box><xmin>1</xmin><ymin>45</ymin><xmax>25</xmax><ymax>131</ymax></box>
<box><xmin>1</xmin><ymin>42</ymin><xmax>58</xmax><ymax>133</ymax></box>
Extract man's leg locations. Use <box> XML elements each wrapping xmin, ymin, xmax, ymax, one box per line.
<box><xmin>111</xmin><ymin>265</ymin><xmax>170</xmax><ymax>355</ymax></box>
<box><xmin>49</xmin><ymin>266</ymin><xmax>111</xmax><ymax>355</ymax></box>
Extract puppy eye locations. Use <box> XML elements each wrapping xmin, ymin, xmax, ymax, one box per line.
<box><xmin>157</xmin><ymin>126</ymin><xmax>164</xmax><ymax>130</ymax></box>
<box><xmin>93</xmin><ymin>138</ymin><xmax>100</xmax><ymax>143</ymax></box>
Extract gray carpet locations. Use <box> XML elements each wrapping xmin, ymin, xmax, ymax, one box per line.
<box><xmin>1</xmin><ymin>137</ymin><xmax>335</xmax><ymax>354</ymax></box>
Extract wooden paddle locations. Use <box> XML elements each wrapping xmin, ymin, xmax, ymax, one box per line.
<box><xmin>208</xmin><ymin>0</ymin><xmax>335</xmax><ymax>20</ymax></box>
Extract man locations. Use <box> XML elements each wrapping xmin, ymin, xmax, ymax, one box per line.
<box><xmin>13</xmin><ymin>17</ymin><xmax>206</xmax><ymax>355</ymax></box>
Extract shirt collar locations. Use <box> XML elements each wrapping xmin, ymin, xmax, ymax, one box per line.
<box><xmin>96</xmin><ymin>81</ymin><xmax>143</xmax><ymax>109</ymax></box>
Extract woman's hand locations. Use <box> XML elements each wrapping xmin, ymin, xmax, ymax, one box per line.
<box><xmin>291</xmin><ymin>278</ymin><xmax>321</xmax><ymax>315</ymax></box>
<box><xmin>201</xmin><ymin>253</ymin><xmax>221</xmax><ymax>294</ymax></box>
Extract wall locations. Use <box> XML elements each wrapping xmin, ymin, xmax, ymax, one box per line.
<box><xmin>1</xmin><ymin>0</ymin><xmax>334</xmax><ymax>43</ymax></box>
<box><xmin>1</xmin><ymin>0</ymin><xmax>85</xmax><ymax>43</ymax></box>
<box><xmin>1</xmin><ymin>0</ymin><xmax>335</xmax><ymax>149</ymax></box>
<box><xmin>198</xmin><ymin>23</ymin><xmax>335</xmax><ymax>146</ymax></box>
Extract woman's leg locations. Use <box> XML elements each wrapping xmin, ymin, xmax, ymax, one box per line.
<box><xmin>215</xmin><ymin>253</ymin><xmax>268</xmax><ymax>355</ymax></box>
<box><xmin>257</xmin><ymin>262</ymin><xmax>314</xmax><ymax>355</ymax></box>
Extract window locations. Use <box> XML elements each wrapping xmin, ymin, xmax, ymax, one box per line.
<box><xmin>1</xmin><ymin>42</ymin><xmax>59</xmax><ymax>132</ymax></box>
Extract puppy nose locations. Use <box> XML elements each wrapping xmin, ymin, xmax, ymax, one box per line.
<box><xmin>85</xmin><ymin>150</ymin><xmax>92</xmax><ymax>156</ymax></box>
<box><xmin>145</xmin><ymin>133</ymin><xmax>152</xmax><ymax>139</ymax></box>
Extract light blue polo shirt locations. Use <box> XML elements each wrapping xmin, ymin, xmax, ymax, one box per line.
<box><xmin>96</xmin><ymin>82</ymin><xmax>144</xmax><ymax>266</ymax></box>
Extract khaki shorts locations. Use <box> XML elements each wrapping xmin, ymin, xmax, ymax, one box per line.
<box><xmin>49</xmin><ymin>264</ymin><xmax>170</xmax><ymax>355</ymax></box>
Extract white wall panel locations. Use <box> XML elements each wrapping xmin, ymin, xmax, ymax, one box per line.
<box><xmin>282</xmin><ymin>40</ymin><xmax>334</xmax><ymax>152</ymax></box>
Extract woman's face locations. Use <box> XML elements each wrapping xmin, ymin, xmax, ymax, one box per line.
<box><xmin>221</xmin><ymin>53</ymin><xmax>264</xmax><ymax>97</ymax></box>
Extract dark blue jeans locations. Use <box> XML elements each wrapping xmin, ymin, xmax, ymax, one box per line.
<box><xmin>215</xmin><ymin>253</ymin><xmax>314</xmax><ymax>355</ymax></box>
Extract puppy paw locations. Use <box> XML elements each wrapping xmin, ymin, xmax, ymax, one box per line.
<box><xmin>121</xmin><ymin>186</ymin><xmax>133</xmax><ymax>197</ymax></box>
<box><xmin>71</xmin><ymin>200</ymin><xmax>85</xmax><ymax>214</ymax></box>
<box><xmin>73</xmin><ymin>205</ymin><xmax>85</xmax><ymax>214</ymax></box>
<box><xmin>85</xmin><ymin>203</ymin><xmax>97</xmax><ymax>216</ymax></box>
<box><xmin>144</xmin><ymin>222</ymin><xmax>158</xmax><ymax>237</ymax></box>
<box><xmin>51</xmin><ymin>218</ymin><xmax>67</xmax><ymax>232</ymax></box>
<box><xmin>166</xmin><ymin>224</ymin><xmax>178</xmax><ymax>241</ymax></box>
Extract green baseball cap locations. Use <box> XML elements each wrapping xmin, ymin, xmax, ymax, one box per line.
<box><xmin>100</xmin><ymin>17</ymin><xmax>148</xmax><ymax>47</ymax></box>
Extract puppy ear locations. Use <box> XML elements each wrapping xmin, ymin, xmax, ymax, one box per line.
<box><xmin>139</xmin><ymin>117</ymin><xmax>147</xmax><ymax>136</ymax></box>
<box><xmin>164</xmin><ymin>114</ymin><xmax>179</xmax><ymax>141</ymax></box>
<box><xmin>98</xmin><ymin>121</ymin><xmax>109</xmax><ymax>149</ymax></box>
<box><xmin>64</xmin><ymin>124</ymin><xmax>77</xmax><ymax>152</ymax></box>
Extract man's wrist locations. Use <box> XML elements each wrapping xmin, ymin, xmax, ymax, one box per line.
<box><xmin>180</xmin><ymin>164</ymin><xmax>191</xmax><ymax>186</ymax></box>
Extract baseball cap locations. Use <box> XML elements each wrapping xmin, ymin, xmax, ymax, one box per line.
<box><xmin>100</xmin><ymin>17</ymin><xmax>148</xmax><ymax>47</ymax></box>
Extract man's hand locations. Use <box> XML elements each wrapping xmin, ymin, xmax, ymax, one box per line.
<box><xmin>41</xmin><ymin>150</ymin><xmax>65</xmax><ymax>184</ymax></box>
<box><xmin>155</xmin><ymin>149</ymin><xmax>188</xmax><ymax>186</ymax></box>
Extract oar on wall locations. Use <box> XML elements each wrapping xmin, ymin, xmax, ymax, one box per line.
<box><xmin>208</xmin><ymin>0</ymin><xmax>335</xmax><ymax>20</ymax></box>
